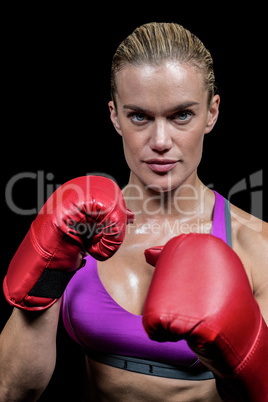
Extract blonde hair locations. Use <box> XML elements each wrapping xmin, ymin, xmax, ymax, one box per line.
<box><xmin>111</xmin><ymin>22</ymin><xmax>216</xmax><ymax>108</ymax></box>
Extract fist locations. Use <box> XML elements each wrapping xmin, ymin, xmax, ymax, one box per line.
<box><xmin>4</xmin><ymin>175</ymin><xmax>134</xmax><ymax>310</ymax></box>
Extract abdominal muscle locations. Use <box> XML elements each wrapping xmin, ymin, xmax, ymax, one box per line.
<box><xmin>84</xmin><ymin>357</ymin><xmax>222</xmax><ymax>402</ymax></box>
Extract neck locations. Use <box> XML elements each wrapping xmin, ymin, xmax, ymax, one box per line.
<box><xmin>122</xmin><ymin>171</ymin><xmax>212</xmax><ymax>222</ymax></box>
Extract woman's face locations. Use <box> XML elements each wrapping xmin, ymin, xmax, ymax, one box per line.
<box><xmin>109</xmin><ymin>61</ymin><xmax>220</xmax><ymax>192</ymax></box>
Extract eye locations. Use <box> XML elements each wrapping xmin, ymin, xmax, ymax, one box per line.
<box><xmin>127</xmin><ymin>112</ymin><xmax>149</xmax><ymax>125</ymax></box>
<box><xmin>172</xmin><ymin>110</ymin><xmax>194</xmax><ymax>124</ymax></box>
<box><xmin>132</xmin><ymin>113</ymin><xmax>145</xmax><ymax>122</ymax></box>
<box><xmin>178</xmin><ymin>112</ymin><xmax>190</xmax><ymax>120</ymax></box>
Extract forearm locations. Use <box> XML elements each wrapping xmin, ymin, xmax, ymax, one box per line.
<box><xmin>1</xmin><ymin>176</ymin><xmax>131</xmax><ymax>399</ymax></box>
<box><xmin>0</xmin><ymin>300</ymin><xmax>61</xmax><ymax>401</ymax></box>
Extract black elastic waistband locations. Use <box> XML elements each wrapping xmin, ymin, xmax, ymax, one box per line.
<box><xmin>85</xmin><ymin>349</ymin><xmax>214</xmax><ymax>381</ymax></box>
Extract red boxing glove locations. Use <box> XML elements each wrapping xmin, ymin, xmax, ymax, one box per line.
<box><xmin>143</xmin><ymin>234</ymin><xmax>268</xmax><ymax>402</ymax></box>
<box><xmin>3</xmin><ymin>176</ymin><xmax>134</xmax><ymax>311</ymax></box>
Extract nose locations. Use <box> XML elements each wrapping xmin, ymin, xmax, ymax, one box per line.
<box><xmin>149</xmin><ymin>120</ymin><xmax>173</xmax><ymax>154</ymax></box>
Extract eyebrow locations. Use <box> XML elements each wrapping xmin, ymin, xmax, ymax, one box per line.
<box><xmin>123</xmin><ymin>102</ymin><xmax>200</xmax><ymax>115</ymax></box>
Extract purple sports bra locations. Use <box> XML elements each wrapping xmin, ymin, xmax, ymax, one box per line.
<box><xmin>62</xmin><ymin>191</ymin><xmax>232</xmax><ymax>380</ymax></box>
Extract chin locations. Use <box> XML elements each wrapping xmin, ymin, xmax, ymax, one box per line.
<box><xmin>130</xmin><ymin>163</ymin><xmax>198</xmax><ymax>193</ymax></box>
<box><xmin>146</xmin><ymin>181</ymin><xmax>178</xmax><ymax>193</ymax></box>
<box><xmin>142</xmin><ymin>173</ymin><xmax>185</xmax><ymax>193</ymax></box>
<box><xmin>136</xmin><ymin>166</ymin><xmax>199</xmax><ymax>194</ymax></box>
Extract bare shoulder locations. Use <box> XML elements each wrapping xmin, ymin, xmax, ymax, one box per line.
<box><xmin>230</xmin><ymin>203</ymin><xmax>268</xmax><ymax>321</ymax></box>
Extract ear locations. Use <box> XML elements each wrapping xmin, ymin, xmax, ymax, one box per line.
<box><xmin>204</xmin><ymin>95</ymin><xmax>220</xmax><ymax>134</ymax></box>
<box><xmin>109</xmin><ymin>101</ymin><xmax>122</xmax><ymax>136</ymax></box>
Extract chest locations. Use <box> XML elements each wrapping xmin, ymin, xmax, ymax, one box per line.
<box><xmin>97</xmin><ymin>242</ymin><xmax>153</xmax><ymax>316</ymax></box>
<box><xmin>62</xmin><ymin>253</ymin><xmax>202</xmax><ymax>368</ymax></box>
<box><xmin>97</xmin><ymin>217</ymin><xmax>213</xmax><ymax>315</ymax></box>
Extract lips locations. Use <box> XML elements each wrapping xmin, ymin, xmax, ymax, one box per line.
<box><xmin>144</xmin><ymin>159</ymin><xmax>179</xmax><ymax>173</ymax></box>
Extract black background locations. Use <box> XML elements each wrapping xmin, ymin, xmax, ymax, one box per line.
<box><xmin>1</xmin><ymin>4</ymin><xmax>266</xmax><ymax>401</ymax></box>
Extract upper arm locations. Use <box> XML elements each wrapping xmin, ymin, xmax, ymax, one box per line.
<box><xmin>251</xmin><ymin>227</ymin><xmax>268</xmax><ymax>324</ymax></box>
<box><xmin>232</xmin><ymin>211</ymin><xmax>268</xmax><ymax>324</ymax></box>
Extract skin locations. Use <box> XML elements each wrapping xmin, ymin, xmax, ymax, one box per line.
<box><xmin>111</xmin><ymin>62</ymin><xmax>218</xmax><ymax>194</ymax></box>
<box><xmin>0</xmin><ymin>61</ymin><xmax>267</xmax><ymax>401</ymax></box>
<box><xmin>85</xmin><ymin>61</ymin><xmax>268</xmax><ymax>401</ymax></box>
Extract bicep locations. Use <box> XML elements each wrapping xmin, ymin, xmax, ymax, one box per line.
<box><xmin>251</xmin><ymin>230</ymin><xmax>268</xmax><ymax>324</ymax></box>
<box><xmin>255</xmin><ymin>274</ymin><xmax>268</xmax><ymax>325</ymax></box>
<box><xmin>235</xmin><ymin>220</ymin><xmax>268</xmax><ymax>325</ymax></box>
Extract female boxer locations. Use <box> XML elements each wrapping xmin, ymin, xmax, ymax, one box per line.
<box><xmin>1</xmin><ymin>23</ymin><xmax>267</xmax><ymax>401</ymax></box>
